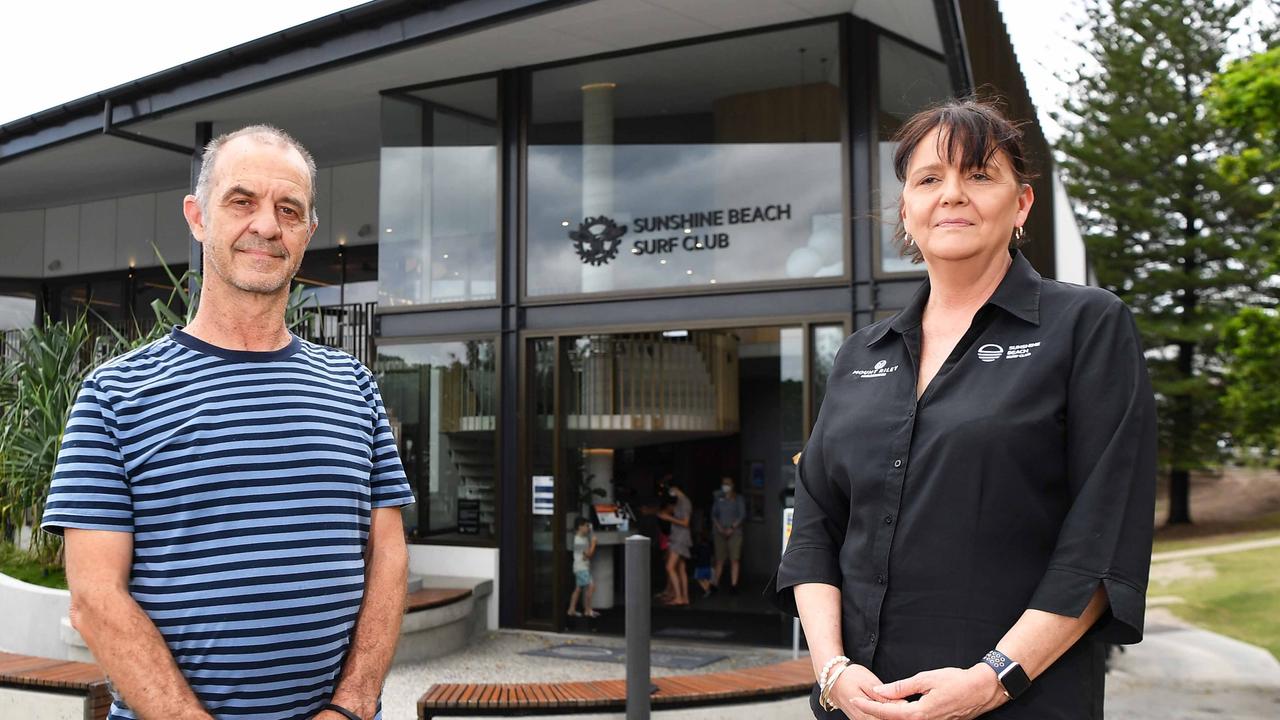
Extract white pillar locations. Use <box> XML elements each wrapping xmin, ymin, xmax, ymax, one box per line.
<box><xmin>581</xmin><ymin>82</ymin><xmax>616</xmax><ymax>293</ymax></box>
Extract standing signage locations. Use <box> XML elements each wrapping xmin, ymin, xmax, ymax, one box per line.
<box><xmin>781</xmin><ymin>505</ymin><xmax>800</xmax><ymax>659</ymax></box>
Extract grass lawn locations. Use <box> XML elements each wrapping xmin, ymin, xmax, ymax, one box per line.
<box><xmin>0</xmin><ymin>544</ymin><xmax>67</xmax><ymax>590</ymax></box>
<box><xmin>1150</xmin><ymin>544</ymin><xmax>1280</xmax><ymax>660</ymax></box>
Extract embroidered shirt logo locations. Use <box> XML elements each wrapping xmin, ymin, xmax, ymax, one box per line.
<box><xmin>852</xmin><ymin>360</ymin><xmax>899</xmax><ymax>379</ymax></box>
<box><xmin>977</xmin><ymin>342</ymin><xmax>1041</xmax><ymax>363</ymax></box>
<box><xmin>1004</xmin><ymin>342</ymin><xmax>1040</xmax><ymax>359</ymax></box>
<box><xmin>977</xmin><ymin>344</ymin><xmax>1004</xmax><ymax>363</ymax></box>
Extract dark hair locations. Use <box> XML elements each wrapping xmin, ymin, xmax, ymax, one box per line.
<box><xmin>575</xmin><ymin>517</ymin><xmax>592</xmax><ymax>530</ymax></box>
<box><xmin>890</xmin><ymin>98</ymin><xmax>1038</xmax><ymax>264</ymax></box>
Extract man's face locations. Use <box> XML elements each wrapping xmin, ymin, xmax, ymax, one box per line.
<box><xmin>185</xmin><ymin>136</ymin><xmax>315</xmax><ymax>296</ymax></box>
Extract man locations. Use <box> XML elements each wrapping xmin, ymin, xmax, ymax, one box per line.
<box><xmin>711</xmin><ymin>476</ymin><xmax>746</xmax><ymax>592</ymax></box>
<box><xmin>41</xmin><ymin>125</ymin><xmax>414</xmax><ymax>720</ymax></box>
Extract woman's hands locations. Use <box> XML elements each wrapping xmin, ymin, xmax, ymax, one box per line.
<box><xmin>847</xmin><ymin>664</ymin><xmax>1006</xmax><ymax>720</ymax></box>
<box><xmin>827</xmin><ymin>663</ymin><xmax>902</xmax><ymax>719</ymax></box>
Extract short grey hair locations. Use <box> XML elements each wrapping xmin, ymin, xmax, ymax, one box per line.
<box><xmin>194</xmin><ymin>124</ymin><xmax>318</xmax><ymax>225</ymax></box>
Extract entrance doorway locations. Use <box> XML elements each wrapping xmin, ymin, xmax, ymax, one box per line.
<box><xmin>519</xmin><ymin>323</ymin><xmax>845</xmax><ymax>644</ymax></box>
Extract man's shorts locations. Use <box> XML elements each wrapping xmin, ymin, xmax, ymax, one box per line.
<box><xmin>713</xmin><ymin>530</ymin><xmax>743</xmax><ymax>564</ymax></box>
<box><xmin>574</xmin><ymin>569</ymin><xmax>593</xmax><ymax>587</ymax></box>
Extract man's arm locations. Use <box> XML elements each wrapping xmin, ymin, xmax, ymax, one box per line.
<box><xmin>64</xmin><ymin>528</ymin><xmax>213</xmax><ymax>720</ymax></box>
<box><xmin>321</xmin><ymin>507</ymin><xmax>409</xmax><ymax>720</ymax></box>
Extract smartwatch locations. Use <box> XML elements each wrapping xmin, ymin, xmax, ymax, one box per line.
<box><xmin>980</xmin><ymin>649</ymin><xmax>1031</xmax><ymax>700</ymax></box>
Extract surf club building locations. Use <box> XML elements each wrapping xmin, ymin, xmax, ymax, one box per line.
<box><xmin>0</xmin><ymin>0</ymin><xmax>1084</xmax><ymax>642</ymax></box>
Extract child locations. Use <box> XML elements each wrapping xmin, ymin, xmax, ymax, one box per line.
<box><xmin>691</xmin><ymin>528</ymin><xmax>714</xmax><ymax>598</ymax></box>
<box><xmin>567</xmin><ymin>517</ymin><xmax>599</xmax><ymax>618</ymax></box>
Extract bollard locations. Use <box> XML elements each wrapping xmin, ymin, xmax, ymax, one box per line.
<box><xmin>625</xmin><ymin>534</ymin><xmax>651</xmax><ymax>720</ymax></box>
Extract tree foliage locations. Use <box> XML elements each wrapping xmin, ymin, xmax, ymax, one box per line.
<box><xmin>1055</xmin><ymin>0</ymin><xmax>1277</xmax><ymax>524</ymax></box>
<box><xmin>1210</xmin><ymin>45</ymin><xmax>1280</xmax><ymax>462</ymax></box>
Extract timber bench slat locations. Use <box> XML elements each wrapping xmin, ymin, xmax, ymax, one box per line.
<box><xmin>418</xmin><ymin>658</ymin><xmax>814</xmax><ymax>718</ymax></box>
<box><xmin>0</xmin><ymin>651</ymin><xmax>112</xmax><ymax>720</ymax></box>
<box><xmin>405</xmin><ymin>587</ymin><xmax>472</xmax><ymax>613</ymax></box>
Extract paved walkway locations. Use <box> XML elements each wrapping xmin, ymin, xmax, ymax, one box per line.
<box><xmin>1151</xmin><ymin>534</ymin><xmax>1280</xmax><ymax>562</ymax></box>
<box><xmin>385</xmin><ymin>609</ymin><xmax>1280</xmax><ymax>720</ymax></box>
<box><xmin>1104</xmin><ymin>609</ymin><xmax>1280</xmax><ymax>719</ymax></box>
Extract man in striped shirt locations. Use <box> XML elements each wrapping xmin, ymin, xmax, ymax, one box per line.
<box><xmin>42</xmin><ymin>125</ymin><xmax>415</xmax><ymax>720</ymax></box>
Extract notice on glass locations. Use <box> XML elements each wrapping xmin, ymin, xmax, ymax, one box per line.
<box><xmin>532</xmin><ymin>475</ymin><xmax>555</xmax><ymax>516</ymax></box>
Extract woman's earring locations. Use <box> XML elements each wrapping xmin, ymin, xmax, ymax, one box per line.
<box><xmin>1014</xmin><ymin>226</ymin><xmax>1025</xmax><ymax>242</ymax></box>
<box><xmin>904</xmin><ymin>233</ymin><xmax>914</xmax><ymax>246</ymax></box>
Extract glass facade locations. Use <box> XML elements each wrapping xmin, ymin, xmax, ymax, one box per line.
<box><xmin>525</xmin><ymin>23</ymin><xmax>845</xmax><ymax>298</ymax></box>
<box><xmin>379</xmin><ymin>78</ymin><xmax>499</xmax><ymax>307</ymax></box>
<box><xmin>375</xmin><ymin>339</ymin><xmax>498</xmax><ymax>543</ymax></box>
<box><xmin>876</xmin><ymin>36</ymin><xmax>954</xmax><ymax>275</ymax></box>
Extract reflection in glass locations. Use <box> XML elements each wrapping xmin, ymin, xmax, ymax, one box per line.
<box><xmin>375</xmin><ymin>340</ymin><xmax>497</xmax><ymax>543</ymax></box>
<box><xmin>379</xmin><ymin>79</ymin><xmax>498</xmax><ymax>306</ymax></box>
<box><xmin>877</xmin><ymin>36</ymin><xmax>954</xmax><ymax>274</ymax></box>
<box><xmin>527</xmin><ymin>23</ymin><xmax>844</xmax><ymax>296</ymax></box>
<box><xmin>811</xmin><ymin>324</ymin><xmax>845</xmax><ymax>419</ymax></box>
<box><xmin>527</xmin><ymin>338</ymin><xmax>557</xmax><ymax>624</ymax></box>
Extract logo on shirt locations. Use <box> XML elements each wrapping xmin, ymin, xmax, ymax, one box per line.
<box><xmin>977</xmin><ymin>344</ymin><xmax>1004</xmax><ymax>363</ymax></box>
<box><xmin>851</xmin><ymin>359</ymin><xmax>899</xmax><ymax>379</ymax></box>
<box><xmin>977</xmin><ymin>342</ymin><xmax>1041</xmax><ymax>362</ymax></box>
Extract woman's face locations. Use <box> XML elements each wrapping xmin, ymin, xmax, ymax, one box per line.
<box><xmin>900</xmin><ymin>127</ymin><xmax>1033</xmax><ymax>265</ymax></box>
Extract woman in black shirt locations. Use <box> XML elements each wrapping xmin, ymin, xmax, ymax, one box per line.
<box><xmin>771</xmin><ymin>100</ymin><xmax>1156</xmax><ymax>719</ymax></box>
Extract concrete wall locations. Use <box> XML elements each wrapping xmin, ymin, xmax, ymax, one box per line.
<box><xmin>0</xmin><ymin>572</ymin><xmax>72</xmax><ymax>660</ymax></box>
<box><xmin>0</xmin><ymin>160</ymin><xmax>378</xmax><ymax>278</ymax></box>
<box><xmin>408</xmin><ymin>544</ymin><xmax>500</xmax><ymax>630</ymax></box>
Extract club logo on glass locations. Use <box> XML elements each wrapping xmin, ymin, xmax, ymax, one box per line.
<box><xmin>570</xmin><ymin>216</ymin><xmax>628</xmax><ymax>266</ymax></box>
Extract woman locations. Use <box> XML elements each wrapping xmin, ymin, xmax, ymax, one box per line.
<box><xmin>657</xmin><ymin>480</ymin><xmax>693</xmax><ymax>606</ymax></box>
<box><xmin>770</xmin><ymin>99</ymin><xmax>1156</xmax><ymax>719</ymax></box>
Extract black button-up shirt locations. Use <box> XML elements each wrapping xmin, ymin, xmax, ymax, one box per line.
<box><xmin>771</xmin><ymin>251</ymin><xmax>1156</xmax><ymax>719</ymax></box>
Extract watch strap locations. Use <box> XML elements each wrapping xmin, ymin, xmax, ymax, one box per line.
<box><xmin>980</xmin><ymin>650</ymin><xmax>1031</xmax><ymax>699</ymax></box>
<box><xmin>323</xmin><ymin>703</ymin><xmax>363</xmax><ymax>720</ymax></box>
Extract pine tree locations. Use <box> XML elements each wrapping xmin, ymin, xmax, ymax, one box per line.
<box><xmin>1055</xmin><ymin>0</ymin><xmax>1276</xmax><ymax>524</ymax></box>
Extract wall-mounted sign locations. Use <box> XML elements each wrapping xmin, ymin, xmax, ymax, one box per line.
<box><xmin>457</xmin><ymin>499</ymin><xmax>481</xmax><ymax>535</ymax></box>
<box><xmin>532</xmin><ymin>475</ymin><xmax>555</xmax><ymax>516</ymax></box>
<box><xmin>527</xmin><ymin>143</ymin><xmax>844</xmax><ymax>296</ymax></box>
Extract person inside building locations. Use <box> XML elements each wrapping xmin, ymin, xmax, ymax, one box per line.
<box><xmin>567</xmin><ymin>517</ymin><xmax>599</xmax><ymax>618</ymax></box>
<box><xmin>711</xmin><ymin>475</ymin><xmax>747</xmax><ymax>593</ymax></box>
<box><xmin>769</xmin><ymin>99</ymin><xmax>1156</xmax><ymax>719</ymax></box>
<box><xmin>657</xmin><ymin>477</ymin><xmax>693</xmax><ymax>607</ymax></box>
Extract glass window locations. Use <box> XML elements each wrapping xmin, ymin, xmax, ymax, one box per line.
<box><xmin>811</xmin><ymin>323</ymin><xmax>845</xmax><ymax>420</ymax></box>
<box><xmin>379</xmin><ymin>78</ymin><xmax>499</xmax><ymax>307</ymax></box>
<box><xmin>375</xmin><ymin>339</ymin><xmax>498</xmax><ymax>543</ymax></box>
<box><xmin>877</xmin><ymin>36</ymin><xmax>953</xmax><ymax>274</ymax></box>
<box><xmin>526</xmin><ymin>23</ymin><xmax>845</xmax><ymax>297</ymax></box>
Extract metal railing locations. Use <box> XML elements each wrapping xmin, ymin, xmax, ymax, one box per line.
<box><xmin>294</xmin><ymin>301</ymin><xmax>378</xmax><ymax>368</ymax></box>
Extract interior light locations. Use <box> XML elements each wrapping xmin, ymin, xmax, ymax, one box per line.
<box><xmin>686</xmin><ymin>269</ymin><xmax>693</xmax><ymax>275</ymax></box>
<box><xmin>659</xmin><ymin>259</ymin><xmax>667</xmax><ymax>265</ymax></box>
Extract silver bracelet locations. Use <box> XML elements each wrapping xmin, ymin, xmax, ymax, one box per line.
<box><xmin>819</xmin><ymin>660</ymin><xmax>852</xmax><ymax>711</ymax></box>
<box><xmin>818</xmin><ymin>654</ymin><xmax>850</xmax><ymax>691</ymax></box>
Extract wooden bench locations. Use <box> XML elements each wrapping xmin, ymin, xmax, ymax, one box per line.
<box><xmin>0</xmin><ymin>651</ymin><xmax>112</xmax><ymax>720</ymax></box>
<box><xmin>406</xmin><ymin>587</ymin><xmax>473</xmax><ymax>613</ymax></box>
<box><xmin>418</xmin><ymin>657</ymin><xmax>814</xmax><ymax>718</ymax></box>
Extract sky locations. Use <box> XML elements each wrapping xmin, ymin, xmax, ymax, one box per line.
<box><xmin>0</xmin><ymin>1</ymin><xmax>1272</xmax><ymax>142</ymax></box>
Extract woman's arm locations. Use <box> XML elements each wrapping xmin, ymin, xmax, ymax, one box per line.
<box><xmin>796</xmin><ymin>583</ymin><xmax>894</xmax><ymax>718</ymax></box>
<box><xmin>656</xmin><ymin>511</ymin><xmax>689</xmax><ymax>527</ymax></box>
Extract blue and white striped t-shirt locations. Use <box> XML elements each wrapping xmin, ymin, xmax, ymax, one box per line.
<box><xmin>42</xmin><ymin>326</ymin><xmax>415</xmax><ymax>720</ymax></box>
